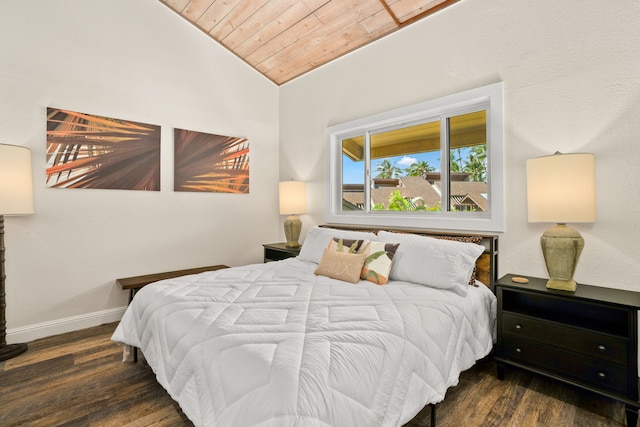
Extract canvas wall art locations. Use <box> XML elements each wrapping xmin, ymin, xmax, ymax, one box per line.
<box><xmin>174</xmin><ymin>128</ymin><xmax>250</xmax><ymax>193</ymax></box>
<box><xmin>46</xmin><ymin>108</ymin><xmax>161</xmax><ymax>191</ymax></box>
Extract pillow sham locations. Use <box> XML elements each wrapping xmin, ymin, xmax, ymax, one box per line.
<box><xmin>358</xmin><ymin>241</ymin><xmax>400</xmax><ymax>285</ymax></box>
<box><xmin>314</xmin><ymin>249</ymin><xmax>367</xmax><ymax>283</ymax></box>
<box><xmin>429</xmin><ymin>235</ymin><xmax>483</xmax><ymax>286</ymax></box>
<box><xmin>298</xmin><ymin>226</ymin><xmax>377</xmax><ymax>264</ymax></box>
<box><xmin>377</xmin><ymin>230</ymin><xmax>485</xmax><ymax>296</ymax></box>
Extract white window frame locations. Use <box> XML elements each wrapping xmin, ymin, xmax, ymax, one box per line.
<box><xmin>327</xmin><ymin>82</ymin><xmax>504</xmax><ymax>232</ymax></box>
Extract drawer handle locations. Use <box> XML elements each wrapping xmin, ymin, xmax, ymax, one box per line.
<box><xmin>515</xmin><ymin>324</ymin><xmax>522</xmax><ymax>331</ymax></box>
<box><xmin>597</xmin><ymin>344</ymin><xmax>606</xmax><ymax>352</ymax></box>
<box><xmin>598</xmin><ymin>372</ymin><xmax>606</xmax><ymax>379</ymax></box>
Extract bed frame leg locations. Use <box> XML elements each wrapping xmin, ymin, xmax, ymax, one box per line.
<box><xmin>430</xmin><ymin>403</ymin><xmax>436</xmax><ymax>427</ymax></box>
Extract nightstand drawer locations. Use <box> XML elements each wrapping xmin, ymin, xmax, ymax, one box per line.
<box><xmin>503</xmin><ymin>313</ymin><xmax>628</xmax><ymax>365</ymax></box>
<box><xmin>502</xmin><ymin>336</ymin><xmax>629</xmax><ymax>395</ymax></box>
<box><xmin>265</xmin><ymin>247</ymin><xmax>295</xmax><ymax>261</ymax></box>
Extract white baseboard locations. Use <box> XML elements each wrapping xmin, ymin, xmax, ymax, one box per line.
<box><xmin>6</xmin><ymin>306</ymin><xmax>127</xmax><ymax>344</ymax></box>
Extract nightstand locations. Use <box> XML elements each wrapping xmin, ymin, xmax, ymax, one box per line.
<box><xmin>263</xmin><ymin>242</ymin><xmax>300</xmax><ymax>262</ymax></box>
<box><xmin>495</xmin><ymin>274</ymin><xmax>640</xmax><ymax>427</ymax></box>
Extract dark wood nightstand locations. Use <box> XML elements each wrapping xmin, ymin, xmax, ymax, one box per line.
<box><xmin>117</xmin><ymin>264</ymin><xmax>229</xmax><ymax>303</ymax></box>
<box><xmin>263</xmin><ymin>243</ymin><xmax>300</xmax><ymax>262</ymax></box>
<box><xmin>495</xmin><ymin>274</ymin><xmax>640</xmax><ymax>427</ymax></box>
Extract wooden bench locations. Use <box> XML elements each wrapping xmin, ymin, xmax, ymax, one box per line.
<box><xmin>117</xmin><ymin>264</ymin><xmax>229</xmax><ymax>303</ymax></box>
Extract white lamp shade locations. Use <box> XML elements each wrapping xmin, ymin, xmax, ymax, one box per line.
<box><xmin>526</xmin><ymin>153</ymin><xmax>595</xmax><ymax>223</ymax></box>
<box><xmin>0</xmin><ymin>144</ymin><xmax>34</xmax><ymax>215</ymax></box>
<box><xmin>279</xmin><ymin>181</ymin><xmax>306</xmax><ymax>215</ymax></box>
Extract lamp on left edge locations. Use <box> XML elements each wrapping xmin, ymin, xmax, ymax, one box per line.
<box><xmin>0</xmin><ymin>144</ymin><xmax>34</xmax><ymax>361</ymax></box>
<box><xmin>279</xmin><ymin>180</ymin><xmax>306</xmax><ymax>247</ymax></box>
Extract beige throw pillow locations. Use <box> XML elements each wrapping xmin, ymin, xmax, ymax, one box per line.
<box><xmin>314</xmin><ymin>249</ymin><xmax>367</xmax><ymax>283</ymax></box>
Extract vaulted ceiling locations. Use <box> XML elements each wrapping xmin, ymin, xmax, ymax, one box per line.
<box><xmin>159</xmin><ymin>0</ymin><xmax>459</xmax><ymax>85</ymax></box>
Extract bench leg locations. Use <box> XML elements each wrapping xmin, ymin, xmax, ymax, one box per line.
<box><xmin>430</xmin><ymin>403</ymin><xmax>436</xmax><ymax>427</ymax></box>
<box><xmin>127</xmin><ymin>289</ymin><xmax>139</xmax><ymax>363</ymax></box>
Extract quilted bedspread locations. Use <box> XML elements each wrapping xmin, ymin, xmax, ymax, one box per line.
<box><xmin>112</xmin><ymin>258</ymin><xmax>496</xmax><ymax>427</ymax></box>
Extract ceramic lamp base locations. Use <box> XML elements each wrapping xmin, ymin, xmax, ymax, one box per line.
<box><xmin>546</xmin><ymin>278</ymin><xmax>577</xmax><ymax>292</ymax></box>
<box><xmin>541</xmin><ymin>223</ymin><xmax>584</xmax><ymax>293</ymax></box>
<box><xmin>283</xmin><ymin>215</ymin><xmax>301</xmax><ymax>247</ymax></box>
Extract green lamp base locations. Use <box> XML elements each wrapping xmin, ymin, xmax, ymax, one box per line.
<box><xmin>546</xmin><ymin>278</ymin><xmax>577</xmax><ymax>292</ymax></box>
<box><xmin>541</xmin><ymin>223</ymin><xmax>584</xmax><ymax>293</ymax></box>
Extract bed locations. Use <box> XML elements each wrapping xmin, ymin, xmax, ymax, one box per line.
<box><xmin>112</xmin><ymin>225</ymin><xmax>498</xmax><ymax>427</ymax></box>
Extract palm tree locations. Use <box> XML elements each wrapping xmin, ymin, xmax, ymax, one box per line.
<box><xmin>375</xmin><ymin>159</ymin><xmax>402</xmax><ymax>178</ymax></box>
<box><xmin>372</xmin><ymin>190</ymin><xmax>442</xmax><ymax>211</ymax></box>
<box><xmin>464</xmin><ymin>145</ymin><xmax>487</xmax><ymax>182</ymax></box>
<box><xmin>385</xmin><ymin>190</ymin><xmax>428</xmax><ymax>211</ymax></box>
<box><xmin>404</xmin><ymin>160</ymin><xmax>435</xmax><ymax>179</ymax></box>
<box><xmin>450</xmin><ymin>148</ymin><xmax>465</xmax><ymax>173</ymax></box>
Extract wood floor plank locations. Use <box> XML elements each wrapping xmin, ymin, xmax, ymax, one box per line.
<box><xmin>0</xmin><ymin>323</ymin><xmax>633</xmax><ymax>426</ymax></box>
<box><xmin>4</xmin><ymin>335</ymin><xmax>115</xmax><ymax>370</ymax></box>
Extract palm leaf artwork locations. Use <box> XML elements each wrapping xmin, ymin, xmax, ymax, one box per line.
<box><xmin>174</xmin><ymin>128</ymin><xmax>249</xmax><ymax>193</ymax></box>
<box><xmin>46</xmin><ymin>108</ymin><xmax>160</xmax><ymax>190</ymax></box>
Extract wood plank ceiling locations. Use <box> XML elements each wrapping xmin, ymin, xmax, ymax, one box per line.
<box><xmin>159</xmin><ymin>0</ymin><xmax>459</xmax><ymax>85</ymax></box>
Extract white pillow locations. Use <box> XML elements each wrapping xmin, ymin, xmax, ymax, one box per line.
<box><xmin>377</xmin><ymin>230</ymin><xmax>485</xmax><ymax>296</ymax></box>
<box><xmin>298</xmin><ymin>226</ymin><xmax>378</xmax><ymax>264</ymax></box>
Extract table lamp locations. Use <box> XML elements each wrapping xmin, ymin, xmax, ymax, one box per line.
<box><xmin>279</xmin><ymin>180</ymin><xmax>306</xmax><ymax>247</ymax></box>
<box><xmin>0</xmin><ymin>144</ymin><xmax>34</xmax><ymax>361</ymax></box>
<box><xmin>526</xmin><ymin>152</ymin><xmax>595</xmax><ymax>291</ymax></box>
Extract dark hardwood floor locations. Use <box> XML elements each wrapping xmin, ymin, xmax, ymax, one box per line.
<box><xmin>0</xmin><ymin>322</ymin><xmax>633</xmax><ymax>426</ymax></box>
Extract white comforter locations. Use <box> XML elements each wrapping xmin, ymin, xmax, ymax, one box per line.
<box><xmin>112</xmin><ymin>258</ymin><xmax>496</xmax><ymax>427</ymax></box>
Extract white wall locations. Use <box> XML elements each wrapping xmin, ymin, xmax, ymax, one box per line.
<box><xmin>3</xmin><ymin>0</ymin><xmax>639</xmax><ymax>344</ymax></box>
<box><xmin>1</xmin><ymin>0</ymin><xmax>280</xmax><ymax>342</ymax></box>
<box><xmin>280</xmin><ymin>0</ymin><xmax>640</xmax><ymax>290</ymax></box>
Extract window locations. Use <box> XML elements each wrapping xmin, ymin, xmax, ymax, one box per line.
<box><xmin>328</xmin><ymin>82</ymin><xmax>504</xmax><ymax>232</ymax></box>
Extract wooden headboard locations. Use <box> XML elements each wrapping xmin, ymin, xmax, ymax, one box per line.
<box><xmin>319</xmin><ymin>224</ymin><xmax>499</xmax><ymax>290</ymax></box>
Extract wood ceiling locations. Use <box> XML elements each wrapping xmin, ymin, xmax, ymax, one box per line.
<box><xmin>159</xmin><ymin>0</ymin><xmax>459</xmax><ymax>85</ymax></box>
